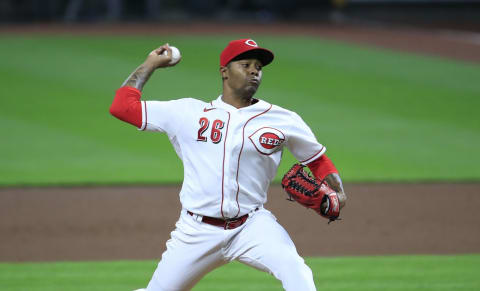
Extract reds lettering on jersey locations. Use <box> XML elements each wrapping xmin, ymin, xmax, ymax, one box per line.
<box><xmin>140</xmin><ymin>95</ymin><xmax>325</xmax><ymax>218</ymax></box>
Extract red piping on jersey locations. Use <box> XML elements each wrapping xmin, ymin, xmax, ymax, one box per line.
<box><xmin>220</xmin><ymin>112</ymin><xmax>231</xmax><ymax>219</ymax></box>
<box><xmin>233</xmin><ymin>104</ymin><xmax>272</xmax><ymax>218</ymax></box>
<box><xmin>299</xmin><ymin>146</ymin><xmax>325</xmax><ymax>164</ymax></box>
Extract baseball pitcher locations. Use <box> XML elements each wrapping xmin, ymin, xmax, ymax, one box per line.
<box><xmin>110</xmin><ymin>39</ymin><xmax>347</xmax><ymax>291</ymax></box>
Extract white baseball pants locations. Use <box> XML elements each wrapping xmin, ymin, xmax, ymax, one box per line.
<box><xmin>145</xmin><ymin>208</ymin><xmax>316</xmax><ymax>291</ymax></box>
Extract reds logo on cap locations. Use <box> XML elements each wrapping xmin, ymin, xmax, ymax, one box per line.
<box><xmin>220</xmin><ymin>38</ymin><xmax>274</xmax><ymax>67</ymax></box>
<box><xmin>245</xmin><ymin>39</ymin><xmax>258</xmax><ymax>47</ymax></box>
<box><xmin>249</xmin><ymin>127</ymin><xmax>285</xmax><ymax>155</ymax></box>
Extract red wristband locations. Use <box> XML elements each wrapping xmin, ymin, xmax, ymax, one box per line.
<box><xmin>306</xmin><ymin>154</ymin><xmax>338</xmax><ymax>181</ymax></box>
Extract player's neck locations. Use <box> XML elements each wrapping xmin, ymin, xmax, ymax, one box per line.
<box><xmin>222</xmin><ymin>87</ymin><xmax>256</xmax><ymax>109</ymax></box>
<box><xmin>221</xmin><ymin>94</ymin><xmax>254</xmax><ymax>109</ymax></box>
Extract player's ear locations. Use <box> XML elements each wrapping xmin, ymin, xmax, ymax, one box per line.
<box><xmin>220</xmin><ymin>66</ymin><xmax>228</xmax><ymax>80</ymax></box>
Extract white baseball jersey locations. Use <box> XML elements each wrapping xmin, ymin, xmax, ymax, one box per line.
<box><xmin>140</xmin><ymin>95</ymin><xmax>325</xmax><ymax>219</ymax></box>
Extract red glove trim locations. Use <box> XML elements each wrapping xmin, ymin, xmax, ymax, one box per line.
<box><xmin>307</xmin><ymin>154</ymin><xmax>338</xmax><ymax>181</ymax></box>
<box><xmin>109</xmin><ymin>86</ymin><xmax>142</xmax><ymax>128</ymax></box>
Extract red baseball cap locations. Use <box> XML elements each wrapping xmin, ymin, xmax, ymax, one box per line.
<box><xmin>220</xmin><ymin>39</ymin><xmax>274</xmax><ymax>67</ymax></box>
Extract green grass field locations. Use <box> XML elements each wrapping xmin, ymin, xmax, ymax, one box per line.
<box><xmin>1</xmin><ymin>255</ymin><xmax>479</xmax><ymax>291</ymax></box>
<box><xmin>1</xmin><ymin>33</ymin><xmax>479</xmax><ymax>291</ymax></box>
<box><xmin>1</xmin><ymin>35</ymin><xmax>479</xmax><ymax>186</ymax></box>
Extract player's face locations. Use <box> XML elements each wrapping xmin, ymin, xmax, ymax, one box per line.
<box><xmin>224</xmin><ymin>58</ymin><xmax>263</xmax><ymax>96</ymax></box>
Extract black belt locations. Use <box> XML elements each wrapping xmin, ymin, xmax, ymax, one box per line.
<box><xmin>187</xmin><ymin>208</ymin><xmax>258</xmax><ymax>230</ymax></box>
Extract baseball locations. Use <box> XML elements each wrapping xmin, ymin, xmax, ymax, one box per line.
<box><xmin>163</xmin><ymin>46</ymin><xmax>181</xmax><ymax>65</ymax></box>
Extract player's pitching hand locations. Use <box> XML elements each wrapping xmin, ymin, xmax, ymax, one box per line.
<box><xmin>144</xmin><ymin>44</ymin><xmax>181</xmax><ymax>69</ymax></box>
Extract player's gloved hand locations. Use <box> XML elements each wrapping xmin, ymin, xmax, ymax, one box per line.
<box><xmin>281</xmin><ymin>164</ymin><xmax>341</xmax><ymax>223</ymax></box>
<box><xmin>144</xmin><ymin>44</ymin><xmax>180</xmax><ymax>69</ymax></box>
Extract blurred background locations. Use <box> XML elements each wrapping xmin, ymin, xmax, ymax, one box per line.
<box><xmin>1</xmin><ymin>0</ymin><xmax>480</xmax><ymax>31</ymax></box>
<box><xmin>1</xmin><ymin>0</ymin><xmax>479</xmax><ymax>185</ymax></box>
<box><xmin>1</xmin><ymin>1</ymin><xmax>480</xmax><ymax>290</ymax></box>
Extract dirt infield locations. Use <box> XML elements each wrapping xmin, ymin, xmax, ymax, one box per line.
<box><xmin>1</xmin><ymin>183</ymin><xmax>480</xmax><ymax>262</ymax></box>
<box><xmin>1</xmin><ymin>22</ymin><xmax>479</xmax><ymax>262</ymax></box>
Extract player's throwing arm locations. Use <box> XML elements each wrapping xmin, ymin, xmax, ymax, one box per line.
<box><xmin>109</xmin><ymin>44</ymin><xmax>181</xmax><ymax>128</ymax></box>
<box><xmin>123</xmin><ymin>44</ymin><xmax>181</xmax><ymax>91</ymax></box>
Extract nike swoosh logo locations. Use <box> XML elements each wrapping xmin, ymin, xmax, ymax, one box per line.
<box><xmin>203</xmin><ymin>108</ymin><xmax>215</xmax><ymax>112</ymax></box>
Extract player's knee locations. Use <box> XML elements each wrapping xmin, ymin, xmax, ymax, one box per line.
<box><xmin>272</xmin><ymin>252</ymin><xmax>315</xmax><ymax>290</ymax></box>
<box><xmin>289</xmin><ymin>257</ymin><xmax>313</xmax><ymax>280</ymax></box>
<box><xmin>274</xmin><ymin>251</ymin><xmax>312</xmax><ymax>276</ymax></box>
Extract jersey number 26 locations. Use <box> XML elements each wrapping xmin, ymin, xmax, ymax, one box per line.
<box><xmin>197</xmin><ymin>117</ymin><xmax>225</xmax><ymax>144</ymax></box>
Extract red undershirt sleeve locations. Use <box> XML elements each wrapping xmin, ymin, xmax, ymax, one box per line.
<box><xmin>306</xmin><ymin>154</ymin><xmax>339</xmax><ymax>182</ymax></box>
<box><xmin>109</xmin><ymin>86</ymin><xmax>143</xmax><ymax>128</ymax></box>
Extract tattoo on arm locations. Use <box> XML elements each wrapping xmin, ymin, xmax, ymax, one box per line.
<box><xmin>324</xmin><ymin>173</ymin><xmax>347</xmax><ymax>208</ymax></box>
<box><xmin>324</xmin><ymin>173</ymin><xmax>343</xmax><ymax>193</ymax></box>
<box><xmin>122</xmin><ymin>63</ymin><xmax>156</xmax><ymax>91</ymax></box>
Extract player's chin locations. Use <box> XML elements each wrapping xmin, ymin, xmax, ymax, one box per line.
<box><xmin>245</xmin><ymin>84</ymin><xmax>259</xmax><ymax>95</ymax></box>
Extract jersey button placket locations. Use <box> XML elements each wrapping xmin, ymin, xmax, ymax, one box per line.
<box><xmin>229</xmin><ymin>113</ymin><xmax>246</xmax><ymax>218</ymax></box>
<box><xmin>220</xmin><ymin>111</ymin><xmax>234</xmax><ymax>218</ymax></box>
<box><xmin>223</xmin><ymin>112</ymin><xmax>240</xmax><ymax>218</ymax></box>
